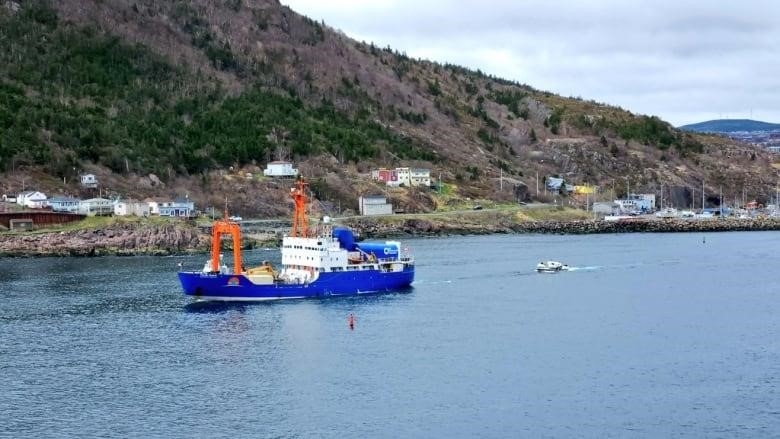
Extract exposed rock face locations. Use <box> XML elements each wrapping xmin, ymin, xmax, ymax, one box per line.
<box><xmin>0</xmin><ymin>222</ymin><xmax>209</xmax><ymax>257</ymax></box>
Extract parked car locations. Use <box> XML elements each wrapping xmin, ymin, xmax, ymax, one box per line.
<box><xmin>229</xmin><ymin>215</ymin><xmax>243</xmax><ymax>221</ymax></box>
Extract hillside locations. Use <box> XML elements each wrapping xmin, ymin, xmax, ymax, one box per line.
<box><xmin>1</xmin><ymin>0</ymin><xmax>778</xmax><ymax>217</ymax></box>
<box><xmin>680</xmin><ymin>119</ymin><xmax>780</xmax><ymax>133</ymax></box>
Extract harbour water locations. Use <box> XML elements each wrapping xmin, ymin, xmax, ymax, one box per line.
<box><xmin>1</xmin><ymin>232</ymin><xmax>779</xmax><ymax>437</ymax></box>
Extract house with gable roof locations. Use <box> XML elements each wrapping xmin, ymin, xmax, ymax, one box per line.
<box><xmin>17</xmin><ymin>191</ymin><xmax>47</xmax><ymax>208</ymax></box>
<box><xmin>159</xmin><ymin>196</ymin><xmax>195</xmax><ymax>217</ymax></box>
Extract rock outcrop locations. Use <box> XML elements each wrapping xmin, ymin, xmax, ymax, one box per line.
<box><xmin>0</xmin><ymin>222</ymin><xmax>209</xmax><ymax>257</ymax></box>
<box><xmin>2</xmin><ymin>216</ymin><xmax>779</xmax><ymax>257</ymax></box>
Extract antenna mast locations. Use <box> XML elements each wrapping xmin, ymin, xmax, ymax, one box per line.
<box><xmin>290</xmin><ymin>177</ymin><xmax>309</xmax><ymax>237</ymax></box>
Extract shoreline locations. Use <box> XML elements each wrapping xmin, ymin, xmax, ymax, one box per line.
<box><xmin>343</xmin><ymin>215</ymin><xmax>780</xmax><ymax>239</ymax></box>
<box><xmin>2</xmin><ymin>215</ymin><xmax>780</xmax><ymax>258</ymax></box>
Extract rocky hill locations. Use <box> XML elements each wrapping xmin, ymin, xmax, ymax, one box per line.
<box><xmin>680</xmin><ymin>119</ymin><xmax>780</xmax><ymax>133</ymax></box>
<box><xmin>1</xmin><ymin>0</ymin><xmax>778</xmax><ymax>217</ymax></box>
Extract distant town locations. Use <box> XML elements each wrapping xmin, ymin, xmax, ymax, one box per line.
<box><xmin>724</xmin><ymin>130</ymin><xmax>780</xmax><ymax>153</ymax></box>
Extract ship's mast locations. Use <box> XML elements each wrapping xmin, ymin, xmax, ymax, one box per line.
<box><xmin>290</xmin><ymin>177</ymin><xmax>309</xmax><ymax>237</ymax></box>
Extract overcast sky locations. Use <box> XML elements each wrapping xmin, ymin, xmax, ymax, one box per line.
<box><xmin>282</xmin><ymin>0</ymin><xmax>779</xmax><ymax>127</ymax></box>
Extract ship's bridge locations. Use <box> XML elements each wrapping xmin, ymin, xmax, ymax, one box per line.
<box><xmin>281</xmin><ymin>235</ymin><xmax>348</xmax><ymax>270</ymax></box>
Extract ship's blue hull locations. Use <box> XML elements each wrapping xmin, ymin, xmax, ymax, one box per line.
<box><xmin>178</xmin><ymin>267</ymin><xmax>414</xmax><ymax>301</ymax></box>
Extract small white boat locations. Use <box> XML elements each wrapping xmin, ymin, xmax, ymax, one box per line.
<box><xmin>536</xmin><ymin>260</ymin><xmax>569</xmax><ymax>273</ymax></box>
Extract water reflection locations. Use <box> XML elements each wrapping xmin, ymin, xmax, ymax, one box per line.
<box><xmin>182</xmin><ymin>301</ymin><xmax>252</xmax><ymax>314</ymax></box>
<box><xmin>180</xmin><ymin>287</ymin><xmax>415</xmax><ymax>313</ymax></box>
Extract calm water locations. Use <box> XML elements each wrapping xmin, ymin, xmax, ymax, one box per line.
<box><xmin>1</xmin><ymin>232</ymin><xmax>779</xmax><ymax>438</ymax></box>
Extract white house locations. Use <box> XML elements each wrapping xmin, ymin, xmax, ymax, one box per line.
<box><xmin>115</xmin><ymin>200</ymin><xmax>151</xmax><ymax>217</ymax></box>
<box><xmin>263</xmin><ymin>161</ymin><xmax>298</xmax><ymax>177</ymax></box>
<box><xmin>78</xmin><ymin>198</ymin><xmax>114</xmax><ymax>216</ymax></box>
<box><xmin>80</xmin><ymin>174</ymin><xmax>98</xmax><ymax>189</ymax></box>
<box><xmin>395</xmin><ymin>167</ymin><xmax>411</xmax><ymax>186</ymax></box>
<box><xmin>410</xmin><ymin>168</ymin><xmax>431</xmax><ymax>187</ymax></box>
<box><xmin>48</xmin><ymin>196</ymin><xmax>81</xmax><ymax>213</ymax></box>
<box><xmin>359</xmin><ymin>195</ymin><xmax>393</xmax><ymax>216</ymax></box>
<box><xmin>159</xmin><ymin>197</ymin><xmax>195</xmax><ymax>217</ymax></box>
<box><xmin>144</xmin><ymin>198</ymin><xmax>163</xmax><ymax>215</ymax></box>
<box><xmin>17</xmin><ymin>191</ymin><xmax>47</xmax><ymax>208</ymax></box>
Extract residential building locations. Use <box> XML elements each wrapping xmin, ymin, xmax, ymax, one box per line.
<box><xmin>263</xmin><ymin>161</ymin><xmax>298</xmax><ymax>177</ymax></box>
<box><xmin>80</xmin><ymin>174</ymin><xmax>98</xmax><ymax>189</ymax></box>
<box><xmin>622</xmin><ymin>193</ymin><xmax>656</xmax><ymax>212</ymax></box>
<box><xmin>115</xmin><ymin>200</ymin><xmax>151</xmax><ymax>217</ymax></box>
<box><xmin>359</xmin><ymin>195</ymin><xmax>393</xmax><ymax>216</ymax></box>
<box><xmin>78</xmin><ymin>198</ymin><xmax>114</xmax><ymax>216</ymax></box>
<box><xmin>544</xmin><ymin>177</ymin><xmax>574</xmax><ymax>195</ymax></box>
<box><xmin>545</xmin><ymin>177</ymin><xmax>564</xmax><ymax>192</ymax></box>
<box><xmin>372</xmin><ymin>168</ymin><xmax>398</xmax><ymax>184</ymax></box>
<box><xmin>573</xmin><ymin>185</ymin><xmax>595</xmax><ymax>195</ymax></box>
<box><xmin>17</xmin><ymin>191</ymin><xmax>47</xmax><ymax>208</ymax></box>
<box><xmin>48</xmin><ymin>196</ymin><xmax>81</xmax><ymax>213</ymax></box>
<box><xmin>159</xmin><ymin>197</ymin><xmax>195</xmax><ymax>217</ymax></box>
<box><xmin>410</xmin><ymin>169</ymin><xmax>431</xmax><ymax>187</ymax></box>
<box><xmin>372</xmin><ymin>167</ymin><xmax>431</xmax><ymax>187</ymax></box>
<box><xmin>145</xmin><ymin>198</ymin><xmax>162</xmax><ymax>215</ymax></box>
<box><xmin>395</xmin><ymin>167</ymin><xmax>411</xmax><ymax>186</ymax></box>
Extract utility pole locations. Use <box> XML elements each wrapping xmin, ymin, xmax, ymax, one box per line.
<box><xmin>536</xmin><ymin>171</ymin><xmax>539</xmax><ymax>196</ymax></box>
<box><xmin>701</xmin><ymin>180</ymin><xmax>705</xmax><ymax>211</ymax></box>
<box><xmin>499</xmin><ymin>168</ymin><xmax>503</xmax><ymax>191</ymax></box>
<box><xmin>586</xmin><ymin>188</ymin><xmax>589</xmax><ymax>213</ymax></box>
<box><xmin>611</xmin><ymin>179</ymin><xmax>615</xmax><ymax>202</ymax></box>
<box><xmin>660</xmin><ymin>184</ymin><xmax>663</xmax><ymax>209</ymax></box>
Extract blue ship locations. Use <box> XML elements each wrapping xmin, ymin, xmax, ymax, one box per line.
<box><xmin>178</xmin><ymin>178</ymin><xmax>415</xmax><ymax>301</ymax></box>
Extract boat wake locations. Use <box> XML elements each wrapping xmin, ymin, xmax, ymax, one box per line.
<box><xmin>412</xmin><ymin>279</ymin><xmax>453</xmax><ymax>285</ymax></box>
<box><xmin>565</xmin><ymin>266</ymin><xmax>600</xmax><ymax>272</ymax></box>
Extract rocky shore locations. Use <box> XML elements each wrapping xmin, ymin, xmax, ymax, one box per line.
<box><xmin>0</xmin><ymin>222</ymin><xmax>209</xmax><ymax>257</ymax></box>
<box><xmin>345</xmin><ymin>216</ymin><xmax>780</xmax><ymax>238</ymax></box>
<box><xmin>2</xmin><ymin>216</ymin><xmax>780</xmax><ymax>257</ymax></box>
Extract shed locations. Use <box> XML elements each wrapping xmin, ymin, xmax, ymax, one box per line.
<box><xmin>9</xmin><ymin>218</ymin><xmax>33</xmax><ymax>231</ymax></box>
<box><xmin>359</xmin><ymin>195</ymin><xmax>393</xmax><ymax>216</ymax></box>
